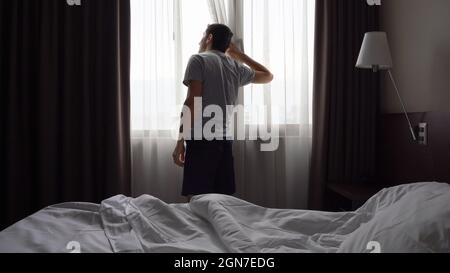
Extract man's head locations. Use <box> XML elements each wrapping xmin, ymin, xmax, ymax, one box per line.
<box><xmin>199</xmin><ymin>24</ymin><xmax>234</xmax><ymax>53</ymax></box>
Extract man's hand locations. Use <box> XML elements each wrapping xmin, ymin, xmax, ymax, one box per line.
<box><xmin>226</xmin><ymin>42</ymin><xmax>274</xmax><ymax>84</ymax></box>
<box><xmin>226</xmin><ymin>43</ymin><xmax>244</xmax><ymax>62</ymax></box>
<box><xmin>172</xmin><ymin>140</ymin><xmax>186</xmax><ymax>167</ymax></box>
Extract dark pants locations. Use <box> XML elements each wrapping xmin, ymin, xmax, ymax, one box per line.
<box><xmin>182</xmin><ymin>140</ymin><xmax>236</xmax><ymax>197</ymax></box>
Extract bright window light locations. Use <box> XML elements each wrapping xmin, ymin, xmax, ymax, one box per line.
<box><xmin>130</xmin><ymin>0</ymin><xmax>315</xmax><ymax>131</ymax></box>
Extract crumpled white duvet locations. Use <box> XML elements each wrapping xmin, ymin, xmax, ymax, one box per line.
<box><xmin>1</xmin><ymin>182</ymin><xmax>449</xmax><ymax>253</ymax></box>
<box><xmin>99</xmin><ymin>194</ymin><xmax>368</xmax><ymax>253</ymax></box>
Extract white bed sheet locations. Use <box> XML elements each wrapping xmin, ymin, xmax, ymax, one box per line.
<box><xmin>1</xmin><ymin>182</ymin><xmax>448</xmax><ymax>253</ymax></box>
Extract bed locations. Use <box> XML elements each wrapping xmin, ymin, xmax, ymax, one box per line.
<box><xmin>0</xmin><ymin>182</ymin><xmax>449</xmax><ymax>253</ymax></box>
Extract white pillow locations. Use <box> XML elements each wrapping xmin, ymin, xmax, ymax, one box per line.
<box><xmin>338</xmin><ymin>182</ymin><xmax>450</xmax><ymax>253</ymax></box>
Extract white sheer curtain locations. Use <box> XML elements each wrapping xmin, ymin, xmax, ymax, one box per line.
<box><xmin>207</xmin><ymin>0</ymin><xmax>315</xmax><ymax>209</ymax></box>
<box><xmin>207</xmin><ymin>0</ymin><xmax>228</xmax><ymax>24</ymax></box>
<box><xmin>131</xmin><ymin>0</ymin><xmax>314</xmax><ymax>209</ymax></box>
<box><xmin>130</xmin><ymin>0</ymin><xmax>212</xmax><ymax>203</ymax></box>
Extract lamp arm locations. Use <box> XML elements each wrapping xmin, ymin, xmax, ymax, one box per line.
<box><xmin>387</xmin><ymin>70</ymin><xmax>417</xmax><ymax>142</ymax></box>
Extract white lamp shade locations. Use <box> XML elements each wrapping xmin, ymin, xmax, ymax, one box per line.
<box><xmin>356</xmin><ymin>32</ymin><xmax>393</xmax><ymax>70</ymax></box>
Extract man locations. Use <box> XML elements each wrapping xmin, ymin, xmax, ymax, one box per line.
<box><xmin>172</xmin><ymin>24</ymin><xmax>273</xmax><ymax>202</ymax></box>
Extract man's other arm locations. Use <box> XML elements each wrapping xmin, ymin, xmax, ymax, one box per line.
<box><xmin>172</xmin><ymin>80</ymin><xmax>203</xmax><ymax>167</ymax></box>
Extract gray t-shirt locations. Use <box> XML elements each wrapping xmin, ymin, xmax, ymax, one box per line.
<box><xmin>183</xmin><ymin>50</ymin><xmax>255</xmax><ymax>139</ymax></box>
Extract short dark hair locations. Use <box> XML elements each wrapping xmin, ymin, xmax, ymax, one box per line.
<box><xmin>206</xmin><ymin>24</ymin><xmax>234</xmax><ymax>53</ymax></box>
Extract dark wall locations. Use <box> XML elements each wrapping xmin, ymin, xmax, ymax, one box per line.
<box><xmin>377</xmin><ymin>111</ymin><xmax>450</xmax><ymax>185</ymax></box>
<box><xmin>380</xmin><ymin>0</ymin><xmax>450</xmax><ymax>113</ymax></box>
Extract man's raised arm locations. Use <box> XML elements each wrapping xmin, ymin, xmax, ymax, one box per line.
<box><xmin>226</xmin><ymin>43</ymin><xmax>274</xmax><ymax>84</ymax></box>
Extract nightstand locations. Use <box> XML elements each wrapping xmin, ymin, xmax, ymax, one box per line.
<box><xmin>325</xmin><ymin>183</ymin><xmax>383</xmax><ymax>212</ymax></box>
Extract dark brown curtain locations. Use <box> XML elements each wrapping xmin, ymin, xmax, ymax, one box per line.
<box><xmin>0</xmin><ymin>0</ymin><xmax>131</xmax><ymax>229</ymax></box>
<box><xmin>309</xmin><ymin>0</ymin><xmax>380</xmax><ymax>210</ymax></box>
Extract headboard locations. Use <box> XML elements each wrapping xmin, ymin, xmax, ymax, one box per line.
<box><xmin>378</xmin><ymin>111</ymin><xmax>450</xmax><ymax>185</ymax></box>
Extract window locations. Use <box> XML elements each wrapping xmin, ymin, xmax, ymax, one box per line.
<box><xmin>243</xmin><ymin>0</ymin><xmax>315</xmax><ymax>126</ymax></box>
<box><xmin>130</xmin><ymin>0</ymin><xmax>211</xmax><ymax>132</ymax></box>
<box><xmin>130</xmin><ymin>0</ymin><xmax>315</xmax><ymax>133</ymax></box>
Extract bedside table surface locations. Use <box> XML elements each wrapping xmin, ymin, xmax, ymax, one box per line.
<box><xmin>328</xmin><ymin>183</ymin><xmax>384</xmax><ymax>202</ymax></box>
